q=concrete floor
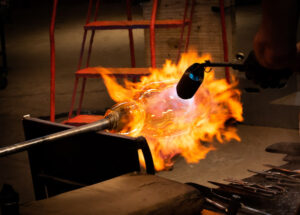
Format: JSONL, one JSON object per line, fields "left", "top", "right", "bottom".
{"left": 158, "top": 125, "right": 298, "bottom": 186}
{"left": 0, "top": 0, "right": 299, "bottom": 205}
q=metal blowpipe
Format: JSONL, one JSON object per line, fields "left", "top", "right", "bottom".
{"left": 0, "top": 102, "right": 137, "bottom": 158}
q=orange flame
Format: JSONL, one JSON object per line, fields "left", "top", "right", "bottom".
{"left": 100, "top": 51, "right": 243, "bottom": 171}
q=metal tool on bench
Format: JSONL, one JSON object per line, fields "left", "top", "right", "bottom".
{"left": 223, "top": 178, "right": 285, "bottom": 195}
{"left": 264, "top": 164, "right": 300, "bottom": 175}
{"left": 0, "top": 102, "right": 139, "bottom": 158}
{"left": 187, "top": 182, "right": 271, "bottom": 215}
{"left": 248, "top": 169, "right": 300, "bottom": 184}
{"left": 208, "top": 181, "right": 274, "bottom": 198}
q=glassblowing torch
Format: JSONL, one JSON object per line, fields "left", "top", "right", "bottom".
{"left": 176, "top": 50, "right": 294, "bottom": 98}
{"left": 176, "top": 60, "right": 244, "bottom": 99}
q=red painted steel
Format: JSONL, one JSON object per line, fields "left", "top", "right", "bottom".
{"left": 176, "top": 0, "right": 189, "bottom": 63}
{"left": 75, "top": 31, "right": 94, "bottom": 115}
{"left": 150, "top": 0, "right": 158, "bottom": 68}
{"left": 86, "top": 0, "right": 100, "bottom": 67}
{"left": 78, "top": 0, "right": 101, "bottom": 115}
{"left": 76, "top": 67, "right": 151, "bottom": 78}
{"left": 63, "top": 115, "right": 104, "bottom": 126}
{"left": 77, "top": 31, "right": 88, "bottom": 71}
{"left": 77, "top": 78, "right": 87, "bottom": 115}
{"left": 69, "top": 77, "right": 79, "bottom": 119}
{"left": 85, "top": 20, "right": 189, "bottom": 30}
{"left": 94, "top": 0, "right": 100, "bottom": 21}
{"left": 78, "top": 0, "right": 94, "bottom": 70}
{"left": 68, "top": 0, "right": 194, "bottom": 123}
{"left": 69, "top": 0, "right": 96, "bottom": 118}
{"left": 219, "top": 0, "right": 231, "bottom": 84}
{"left": 86, "top": 0, "right": 94, "bottom": 25}
{"left": 50, "top": 0, "right": 58, "bottom": 122}
{"left": 86, "top": 31, "right": 96, "bottom": 68}
{"left": 69, "top": 30, "right": 87, "bottom": 119}
{"left": 126, "top": 0, "right": 136, "bottom": 68}
{"left": 184, "top": 0, "right": 195, "bottom": 52}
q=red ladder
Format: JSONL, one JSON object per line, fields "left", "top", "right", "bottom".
{"left": 65, "top": 0, "right": 196, "bottom": 124}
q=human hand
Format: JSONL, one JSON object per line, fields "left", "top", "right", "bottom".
{"left": 243, "top": 51, "right": 293, "bottom": 88}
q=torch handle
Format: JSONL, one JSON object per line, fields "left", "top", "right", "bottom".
{"left": 203, "top": 61, "right": 245, "bottom": 71}
{"left": 0, "top": 117, "right": 112, "bottom": 158}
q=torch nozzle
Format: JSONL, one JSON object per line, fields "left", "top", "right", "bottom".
{"left": 176, "top": 61, "right": 244, "bottom": 99}
{"left": 176, "top": 63, "right": 205, "bottom": 99}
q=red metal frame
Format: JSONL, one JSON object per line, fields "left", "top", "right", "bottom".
{"left": 67, "top": 0, "right": 195, "bottom": 119}
{"left": 219, "top": 0, "right": 231, "bottom": 84}
{"left": 176, "top": 0, "right": 196, "bottom": 63}
{"left": 50, "top": 0, "right": 231, "bottom": 122}
{"left": 77, "top": 77, "right": 86, "bottom": 115}
{"left": 84, "top": 20, "right": 190, "bottom": 30}
{"left": 69, "top": 77, "right": 79, "bottom": 118}
{"left": 176, "top": 0, "right": 189, "bottom": 63}
{"left": 86, "top": 0, "right": 100, "bottom": 67}
{"left": 184, "top": 0, "right": 195, "bottom": 52}
{"left": 69, "top": 0, "right": 100, "bottom": 118}
{"left": 150, "top": 0, "right": 158, "bottom": 68}
{"left": 77, "top": 0, "right": 101, "bottom": 116}
{"left": 126, "top": 0, "right": 136, "bottom": 68}
{"left": 50, "top": 0, "right": 58, "bottom": 122}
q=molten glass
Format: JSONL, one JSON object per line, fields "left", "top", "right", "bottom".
{"left": 104, "top": 101, "right": 145, "bottom": 135}
{"left": 100, "top": 51, "right": 243, "bottom": 171}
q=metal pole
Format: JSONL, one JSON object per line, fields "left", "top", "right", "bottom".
{"left": 126, "top": 0, "right": 136, "bottom": 68}
{"left": 219, "top": 0, "right": 230, "bottom": 84}
{"left": 50, "top": 0, "right": 58, "bottom": 122}
{"left": 176, "top": 0, "right": 189, "bottom": 64}
{"left": 0, "top": 117, "right": 113, "bottom": 158}
{"left": 0, "top": 101, "right": 138, "bottom": 158}
{"left": 184, "top": 0, "right": 195, "bottom": 52}
{"left": 150, "top": 0, "right": 158, "bottom": 68}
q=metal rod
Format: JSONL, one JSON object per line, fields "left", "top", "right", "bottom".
{"left": 219, "top": 0, "right": 230, "bottom": 83}
{"left": 176, "top": 0, "right": 189, "bottom": 64}
{"left": 50, "top": 0, "right": 58, "bottom": 122}
{"left": 68, "top": 76, "right": 79, "bottom": 119}
{"left": 77, "top": 29, "right": 88, "bottom": 71}
{"left": 94, "top": 0, "right": 100, "bottom": 20}
{"left": 0, "top": 117, "right": 113, "bottom": 158}
{"left": 205, "top": 197, "right": 227, "bottom": 212}
{"left": 126, "top": 0, "right": 136, "bottom": 68}
{"left": 86, "top": 30, "right": 96, "bottom": 68}
{"left": 77, "top": 77, "right": 87, "bottom": 115}
{"left": 86, "top": 0, "right": 94, "bottom": 25}
{"left": 150, "top": 0, "right": 158, "bottom": 68}
{"left": 184, "top": 0, "right": 195, "bottom": 53}
{"left": 194, "top": 61, "right": 244, "bottom": 71}
{"left": 86, "top": 0, "right": 99, "bottom": 68}
{"left": 206, "top": 62, "right": 244, "bottom": 70}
